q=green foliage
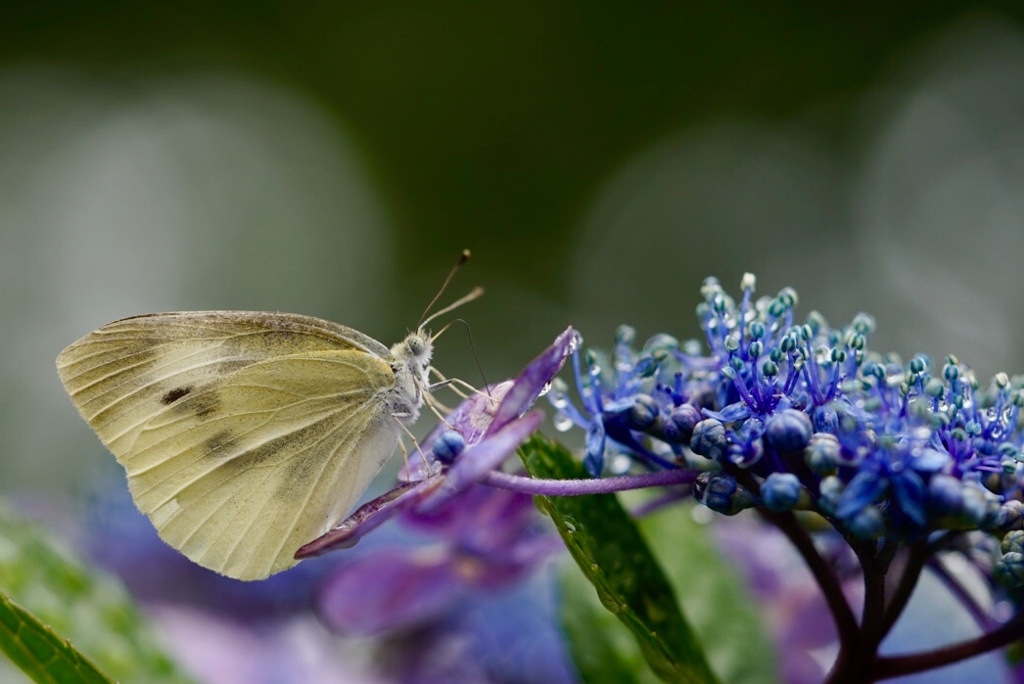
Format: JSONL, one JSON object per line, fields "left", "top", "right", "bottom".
{"left": 0, "top": 502, "right": 192, "bottom": 683}
{"left": 0, "top": 592, "right": 113, "bottom": 684}
{"left": 638, "top": 506, "right": 778, "bottom": 684}
{"left": 520, "top": 434, "right": 720, "bottom": 684}
{"left": 558, "top": 562, "right": 664, "bottom": 684}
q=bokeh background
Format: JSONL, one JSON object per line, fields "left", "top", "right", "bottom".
{"left": 4, "top": 4, "right": 1024, "bottom": 680}
{"left": 8, "top": 2, "right": 1024, "bottom": 496}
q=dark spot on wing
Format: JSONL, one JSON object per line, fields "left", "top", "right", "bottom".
{"left": 166, "top": 385, "right": 221, "bottom": 419}
{"left": 190, "top": 391, "right": 221, "bottom": 419}
{"left": 204, "top": 430, "right": 235, "bottom": 456}
{"left": 161, "top": 386, "right": 193, "bottom": 405}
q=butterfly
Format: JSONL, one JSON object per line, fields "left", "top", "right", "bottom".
{"left": 56, "top": 253, "right": 480, "bottom": 581}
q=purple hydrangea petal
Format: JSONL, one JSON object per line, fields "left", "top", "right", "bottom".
{"left": 910, "top": 447, "right": 952, "bottom": 473}
{"left": 296, "top": 477, "right": 444, "bottom": 559}
{"left": 419, "top": 411, "right": 544, "bottom": 508}
{"left": 153, "top": 606, "right": 377, "bottom": 684}
{"left": 583, "top": 415, "right": 606, "bottom": 476}
{"left": 401, "top": 481, "right": 533, "bottom": 540}
{"left": 400, "top": 384, "right": 513, "bottom": 482}
{"left": 704, "top": 402, "right": 752, "bottom": 423}
{"left": 318, "top": 548, "right": 463, "bottom": 634}
{"left": 835, "top": 470, "right": 887, "bottom": 520}
{"left": 485, "top": 327, "right": 578, "bottom": 436}
{"left": 891, "top": 468, "right": 927, "bottom": 527}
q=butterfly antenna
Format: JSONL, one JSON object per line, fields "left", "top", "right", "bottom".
{"left": 463, "top": 320, "right": 491, "bottom": 397}
{"left": 430, "top": 318, "right": 492, "bottom": 397}
{"left": 418, "top": 249, "right": 473, "bottom": 329}
{"left": 421, "top": 286, "right": 484, "bottom": 329}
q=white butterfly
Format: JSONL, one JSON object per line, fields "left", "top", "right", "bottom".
{"left": 57, "top": 261, "right": 480, "bottom": 581}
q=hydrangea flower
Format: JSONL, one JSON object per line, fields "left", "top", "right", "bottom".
{"left": 547, "top": 274, "right": 1024, "bottom": 682}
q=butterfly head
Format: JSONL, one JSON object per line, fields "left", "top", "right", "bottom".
{"left": 388, "top": 330, "right": 434, "bottom": 423}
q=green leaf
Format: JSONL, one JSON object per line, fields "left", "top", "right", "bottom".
{"left": 559, "top": 560, "right": 663, "bottom": 684}
{"left": 557, "top": 509, "right": 780, "bottom": 684}
{"left": 521, "top": 435, "right": 719, "bottom": 684}
{"left": 638, "top": 507, "right": 778, "bottom": 684}
{"left": 0, "top": 591, "right": 114, "bottom": 684}
{"left": 0, "top": 502, "right": 193, "bottom": 683}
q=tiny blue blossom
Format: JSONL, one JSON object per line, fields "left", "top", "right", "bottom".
{"left": 548, "top": 274, "right": 1024, "bottom": 540}
{"left": 549, "top": 273, "right": 1024, "bottom": 619}
{"left": 761, "top": 473, "right": 804, "bottom": 512}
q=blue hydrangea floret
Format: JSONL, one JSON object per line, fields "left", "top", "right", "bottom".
{"left": 550, "top": 274, "right": 1024, "bottom": 589}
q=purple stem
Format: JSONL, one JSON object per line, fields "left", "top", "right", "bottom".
{"left": 758, "top": 507, "right": 859, "bottom": 647}
{"left": 483, "top": 468, "right": 698, "bottom": 496}
{"left": 926, "top": 556, "right": 998, "bottom": 632}
{"left": 871, "top": 616, "right": 1024, "bottom": 680}
{"left": 879, "top": 542, "right": 927, "bottom": 637}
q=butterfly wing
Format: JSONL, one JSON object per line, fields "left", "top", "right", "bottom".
{"left": 57, "top": 312, "right": 400, "bottom": 580}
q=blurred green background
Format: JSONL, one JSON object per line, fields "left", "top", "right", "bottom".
{"left": 5, "top": 2, "right": 1024, "bottom": 496}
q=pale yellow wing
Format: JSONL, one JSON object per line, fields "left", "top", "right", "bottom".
{"left": 57, "top": 312, "right": 400, "bottom": 580}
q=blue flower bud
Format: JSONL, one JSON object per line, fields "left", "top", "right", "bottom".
{"left": 928, "top": 474, "right": 963, "bottom": 516}
{"left": 627, "top": 394, "right": 659, "bottom": 430}
{"left": 818, "top": 476, "right": 844, "bottom": 515}
{"left": 1004, "top": 442, "right": 1024, "bottom": 464}
{"left": 851, "top": 312, "right": 874, "bottom": 335}
{"left": 694, "top": 472, "right": 757, "bottom": 516}
{"left": 741, "top": 272, "right": 757, "bottom": 293}
{"left": 924, "top": 378, "right": 944, "bottom": 398}
{"left": 690, "top": 418, "right": 727, "bottom": 461}
{"left": 1001, "top": 530, "right": 1024, "bottom": 555}
{"left": 863, "top": 361, "right": 885, "bottom": 380}
{"left": 812, "top": 406, "right": 840, "bottom": 435}
{"left": 762, "top": 473, "right": 804, "bottom": 511}
{"left": 615, "top": 324, "right": 636, "bottom": 346}
{"left": 806, "top": 312, "right": 827, "bottom": 335}
{"left": 997, "top": 500, "right": 1024, "bottom": 532}
{"left": 847, "top": 506, "right": 884, "bottom": 539}
{"left": 960, "top": 485, "right": 991, "bottom": 528}
{"left": 432, "top": 430, "right": 466, "bottom": 464}
{"left": 805, "top": 433, "right": 840, "bottom": 475}
{"left": 662, "top": 404, "right": 701, "bottom": 444}
{"left": 943, "top": 359, "right": 959, "bottom": 382}
{"left": 777, "top": 287, "right": 798, "bottom": 308}
{"left": 980, "top": 497, "right": 1004, "bottom": 532}
{"left": 764, "top": 409, "right": 813, "bottom": 454}
{"left": 994, "top": 552, "right": 1024, "bottom": 588}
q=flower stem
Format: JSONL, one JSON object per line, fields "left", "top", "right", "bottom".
{"left": 870, "top": 616, "right": 1024, "bottom": 679}
{"left": 758, "top": 508, "right": 859, "bottom": 647}
{"left": 879, "top": 541, "right": 928, "bottom": 637}
{"left": 483, "top": 468, "right": 698, "bottom": 496}
{"left": 926, "top": 556, "right": 997, "bottom": 632}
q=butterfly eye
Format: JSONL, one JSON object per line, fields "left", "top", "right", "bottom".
{"left": 407, "top": 336, "right": 425, "bottom": 356}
